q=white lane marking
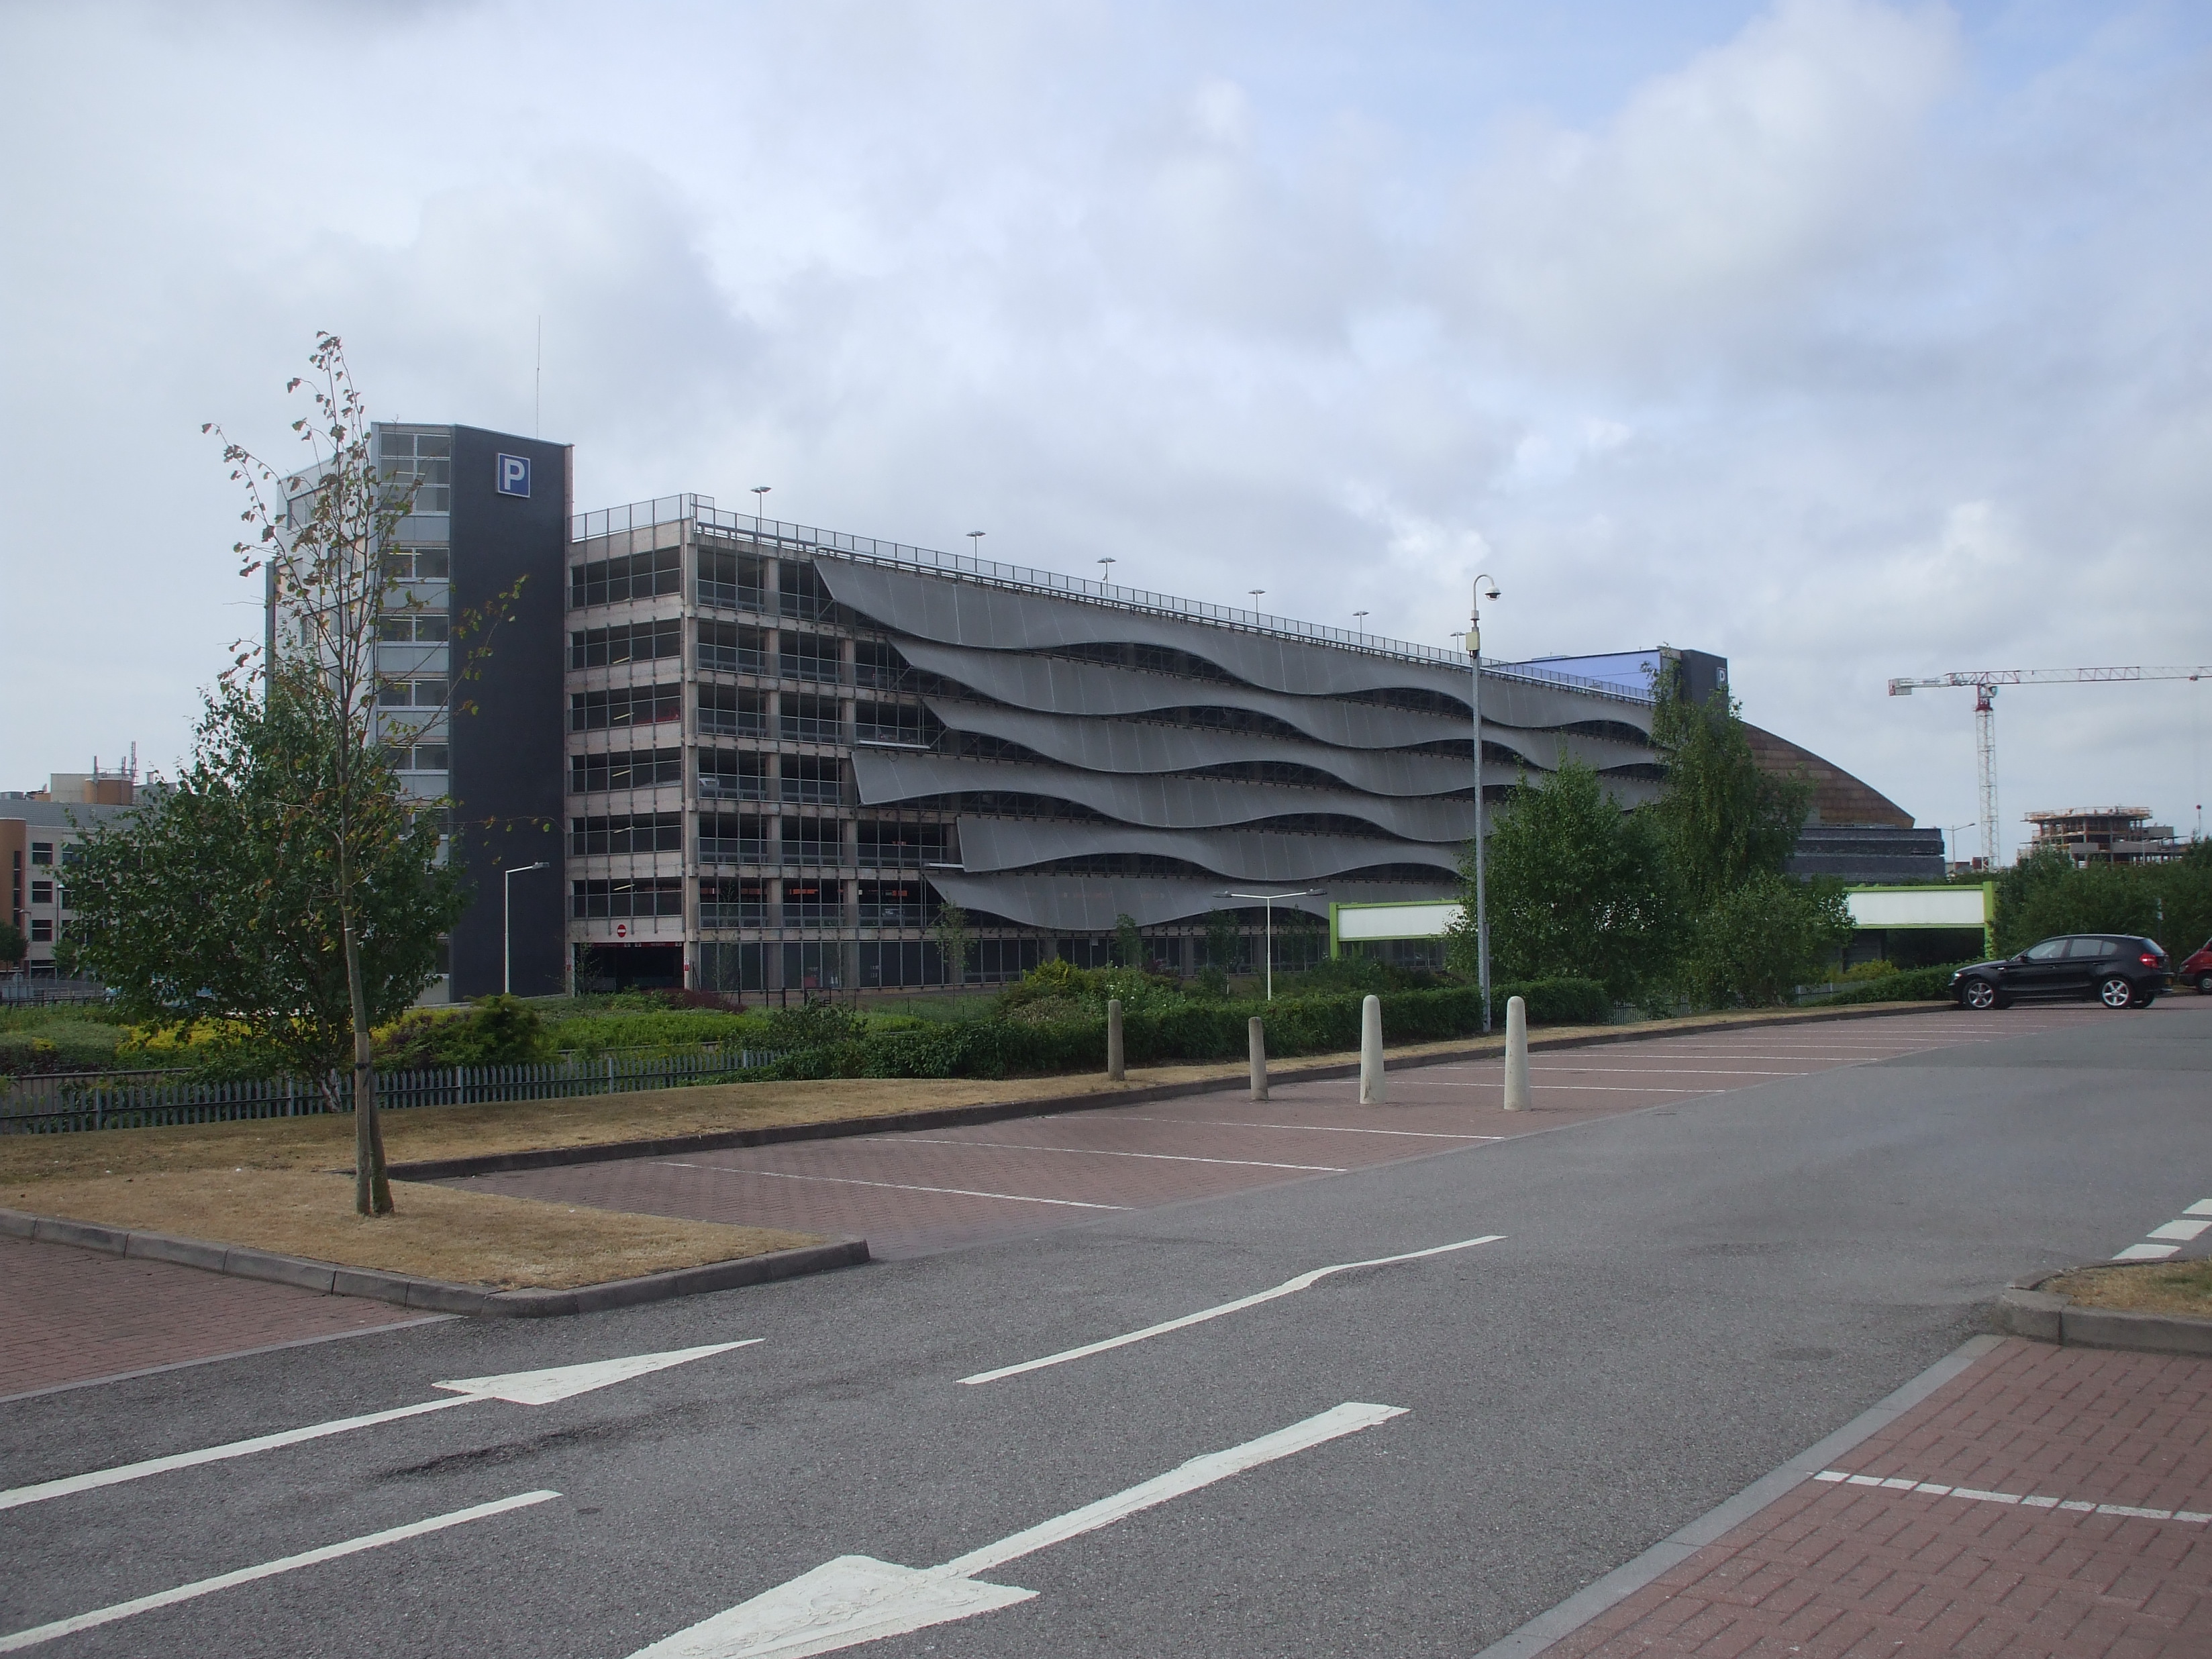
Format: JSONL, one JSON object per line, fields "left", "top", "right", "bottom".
{"left": 0, "top": 1490, "right": 560, "bottom": 1652}
{"left": 2187, "top": 1200, "right": 2212, "bottom": 1217}
{"left": 1814, "top": 1469, "right": 2209, "bottom": 1525}
{"left": 960, "top": 1235, "right": 1505, "bottom": 1386}
{"left": 625, "top": 1403, "right": 1404, "bottom": 1659}
{"left": 881, "top": 1137, "right": 1346, "bottom": 1174}
{"left": 662, "top": 1162, "right": 1127, "bottom": 1210}
{"left": 1386, "top": 1080, "right": 1710, "bottom": 1094}
{"left": 2115, "top": 1243, "right": 2181, "bottom": 1260}
{"left": 2148, "top": 1219, "right": 2212, "bottom": 1242}
{"left": 1121, "top": 1116, "right": 1500, "bottom": 1140}
{"left": 0, "top": 1342, "right": 758, "bottom": 1513}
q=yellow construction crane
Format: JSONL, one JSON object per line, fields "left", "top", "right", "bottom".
{"left": 1888, "top": 666, "right": 2211, "bottom": 868}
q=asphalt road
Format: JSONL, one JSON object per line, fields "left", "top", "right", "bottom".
{"left": 5, "top": 998, "right": 2208, "bottom": 1657}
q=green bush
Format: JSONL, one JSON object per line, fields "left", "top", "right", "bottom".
{"left": 380, "top": 996, "right": 556, "bottom": 1067}
{"left": 1680, "top": 875, "right": 1855, "bottom": 1008}
{"left": 763, "top": 978, "right": 1609, "bottom": 1082}
{"left": 0, "top": 1023, "right": 127, "bottom": 1076}
{"left": 1807, "top": 964, "right": 1970, "bottom": 1005}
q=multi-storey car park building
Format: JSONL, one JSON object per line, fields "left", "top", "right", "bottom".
{"left": 353, "top": 422, "right": 1937, "bottom": 1001}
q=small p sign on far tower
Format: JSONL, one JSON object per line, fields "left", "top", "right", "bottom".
{"left": 495, "top": 453, "right": 532, "bottom": 497}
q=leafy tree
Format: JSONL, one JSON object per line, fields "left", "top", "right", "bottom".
{"left": 931, "top": 902, "right": 977, "bottom": 985}
{"left": 1649, "top": 672, "right": 1811, "bottom": 912}
{"left": 1679, "top": 874, "right": 1854, "bottom": 1007}
{"left": 0, "top": 919, "right": 23, "bottom": 970}
{"left": 1112, "top": 911, "right": 1144, "bottom": 970}
{"left": 1988, "top": 838, "right": 2212, "bottom": 956}
{"left": 66, "top": 678, "right": 466, "bottom": 1099}
{"left": 1203, "top": 909, "right": 1242, "bottom": 970}
{"left": 1448, "top": 759, "right": 1675, "bottom": 1002}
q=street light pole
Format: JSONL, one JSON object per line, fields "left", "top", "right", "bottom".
{"left": 1219, "top": 888, "right": 1327, "bottom": 1001}
{"left": 1469, "top": 576, "right": 1500, "bottom": 1034}
{"left": 503, "top": 862, "right": 550, "bottom": 997}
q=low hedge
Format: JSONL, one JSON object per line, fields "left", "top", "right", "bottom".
{"left": 1804, "top": 963, "right": 1969, "bottom": 1007}
{"left": 766, "top": 978, "right": 1609, "bottom": 1082}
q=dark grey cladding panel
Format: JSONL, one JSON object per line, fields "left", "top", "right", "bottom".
{"left": 925, "top": 871, "right": 1453, "bottom": 931}
{"left": 956, "top": 816, "right": 1460, "bottom": 881}
{"left": 892, "top": 637, "right": 1468, "bottom": 746}
{"left": 925, "top": 697, "right": 1478, "bottom": 797}
{"left": 852, "top": 749, "right": 1483, "bottom": 840}
{"left": 821, "top": 556, "right": 1519, "bottom": 707}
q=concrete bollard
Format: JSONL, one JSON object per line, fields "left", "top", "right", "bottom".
{"left": 1503, "top": 994, "right": 1530, "bottom": 1111}
{"left": 1107, "top": 997, "right": 1125, "bottom": 1082}
{"left": 1358, "top": 993, "right": 1385, "bottom": 1105}
{"left": 1248, "top": 1017, "right": 1268, "bottom": 1101}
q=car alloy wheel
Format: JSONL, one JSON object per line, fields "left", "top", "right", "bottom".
{"left": 2099, "top": 976, "right": 2134, "bottom": 1009}
{"left": 1962, "top": 979, "right": 1999, "bottom": 1011}
{"left": 2198, "top": 972, "right": 2212, "bottom": 995}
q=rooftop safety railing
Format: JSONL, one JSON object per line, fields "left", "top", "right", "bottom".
{"left": 571, "top": 495, "right": 1653, "bottom": 706}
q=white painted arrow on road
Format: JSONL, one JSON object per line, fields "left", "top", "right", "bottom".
{"left": 627, "top": 1400, "right": 1408, "bottom": 1659}
{"left": 0, "top": 1340, "right": 759, "bottom": 1512}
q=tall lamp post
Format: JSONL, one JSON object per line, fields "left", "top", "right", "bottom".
{"left": 1217, "top": 888, "right": 1327, "bottom": 1001}
{"left": 1468, "top": 576, "right": 1501, "bottom": 1034}
{"left": 503, "top": 862, "right": 550, "bottom": 997}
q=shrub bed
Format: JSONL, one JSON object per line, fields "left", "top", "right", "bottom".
{"left": 766, "top": 978, "right": 1609, "bottom": 1082}
{"left": 1803, "top": 963, "right": 1968, "bottom": 1006}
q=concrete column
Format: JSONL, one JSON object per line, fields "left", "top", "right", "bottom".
{"left": 1358, "top": 994, "right": 1385, "bottom": 1105}
{"left": 1248, "top": 1017, "right": 1268, "bottom": 1102}
{"left": 1106, "top": 997, "right": 1125, "bottom": 1082}
{"left": 1503, "top": 995, "right": 1530, "bottom": 1111}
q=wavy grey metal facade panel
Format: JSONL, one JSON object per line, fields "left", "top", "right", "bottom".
{"left": 852, "top": 749, "right": 1486, "bottom": 840}
{"left": 924, "top": 697, "right": 1480, "bottom": 796}
{"left": 820, "top": 559, "right": 1648, "bottom": 734}
{"left": 927, "top": 870, "right": 1448, "bottom": 930}
{"left": 954, "top": 815, "right": 1461, "bottom": 882}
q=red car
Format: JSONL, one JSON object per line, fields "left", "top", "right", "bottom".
{"left": 2184, "top": 939, "right": 2212, "bottom": 995}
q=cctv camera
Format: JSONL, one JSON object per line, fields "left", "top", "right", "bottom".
{"left": 1485, "top": 588, "right": 1501, "bottom": 601}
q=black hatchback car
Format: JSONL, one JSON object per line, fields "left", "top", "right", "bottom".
{"left": 1951, "top": 935, "right": 2170, "bottom": 1010}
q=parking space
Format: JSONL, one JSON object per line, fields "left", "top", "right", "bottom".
{"left": 456, "top": 1006, "right": 2119, "bottom": 1257}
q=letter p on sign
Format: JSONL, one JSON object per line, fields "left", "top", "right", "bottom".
{"left": 496, "top": 453, "right": 532, "bottom": 497}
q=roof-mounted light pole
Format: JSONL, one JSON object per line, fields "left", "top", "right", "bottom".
{"left": 1468, "top": 576, "right": 1501, "bottom": 1033}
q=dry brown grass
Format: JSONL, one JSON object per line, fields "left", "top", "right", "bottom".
{"left": 2047, "top": 1260, "right": 2212, "bottom": 1319}
{"left": 0, "top": 1168, "right": 813, "bottom": 1289}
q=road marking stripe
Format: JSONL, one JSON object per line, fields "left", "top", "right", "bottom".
{"left": 940, "top": 1402, "right": 1407, "bottom": 1578}
{"left": 0, "top": 1397, "right": 475, "bottom": 1512}
{"left": 0, "top": 1342, "right": 759, "bottom": 1512}
{"left": 625, "top": 1403, "right": 1406, "bottom": 1658}
{"left": 1121, "top": 1116, "right": 1500, "bottom": 1140}
{"left": 879, "top": 1137, "right": 1346, "bottom": 1173}
{"left": 2148, "top": 1218, "right": 2211, "bottom": 1241}
{"left": 2188, "top": 1199, "right": 2212, "bottom": 1217}
{"left": 661, "top": 1162, "right": 1128, "bottom": 1210}
{"left": 0, "top": 1491, "right": 560, "bottom": 1652}
{"left": 960, "top": 1235, "right": 1504, "bottom": 1385}
{"left": 1385, "top": 1081, "right": 1711, "bottom": 1094}
{"left": 2115, "top": 1242, "right": 2180, "bottom": 1260}
{"left": 1814, "top": 1469, "right": 2209, "bottom": 1524}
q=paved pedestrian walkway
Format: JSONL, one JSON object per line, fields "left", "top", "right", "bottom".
{"left": 1544, "top": 1337, "right": 2212, "bottom": 1658}
{"left": 0, "top": 1235, "right": 433, "bottom": 1400}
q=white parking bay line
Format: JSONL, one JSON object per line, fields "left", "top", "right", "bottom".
{"left": 1813, "top": 1468, "right": 2211, "bottom": 1525}
{"left": 0, "top": 1491, "right": 560, "bottom": 1652}
{"left": 625, "top": 1403, "right": 1405, "bottom": 1659}
{"left": 2114, "top": 1243, "right": 2180, "bottom": 1260}
{"left": 883, "top": 1137, "right": 1345, "bottom": 1174}
{"left": 2148, "top": 1219, "right": 2212, "bottom": 1242}
{"left": 2188, "top": 1200, "right": 2212, "bottom": 1217}
{"left": 961, "top": 1235, "right": 1505, "bottom": 1385}
{"left": 1389, "top": 1080, "right": 1710, "bottom": 1094}
{"left": 660, "top": 1162, "right": 1128, "bottom": 1211}
{"left": 1123, "top": 1116, "right": 1499, "bottom": 1141}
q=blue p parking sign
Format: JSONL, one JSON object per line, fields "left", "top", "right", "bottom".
{"left": 496, "top": 453, "right": 532, "bottom": 497}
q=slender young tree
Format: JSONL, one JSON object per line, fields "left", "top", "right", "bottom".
{"left": 199, "top": 335, "right": 509, "bottom": 1215}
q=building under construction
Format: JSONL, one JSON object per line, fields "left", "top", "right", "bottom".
{"left": 2024, "top": 807, "right": 2181, "bottom": 866}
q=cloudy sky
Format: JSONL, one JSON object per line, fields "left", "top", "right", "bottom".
{"left": 3, "top": 0, "right": 2207, "bottom": 863}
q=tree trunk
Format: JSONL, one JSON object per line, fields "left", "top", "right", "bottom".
{"left": 344, "top": 915, "right": 391, "bottom": 1215}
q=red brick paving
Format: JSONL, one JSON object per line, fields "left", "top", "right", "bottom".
{"left": 0, "top": 1235, "right": 432, "bottom": 1399}
{"left": 1546, "top": 1339, "right": 2212, "bottom": 1658}
{"left": 456, "top": 1008, "right": 2111, "bottom": 1256}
